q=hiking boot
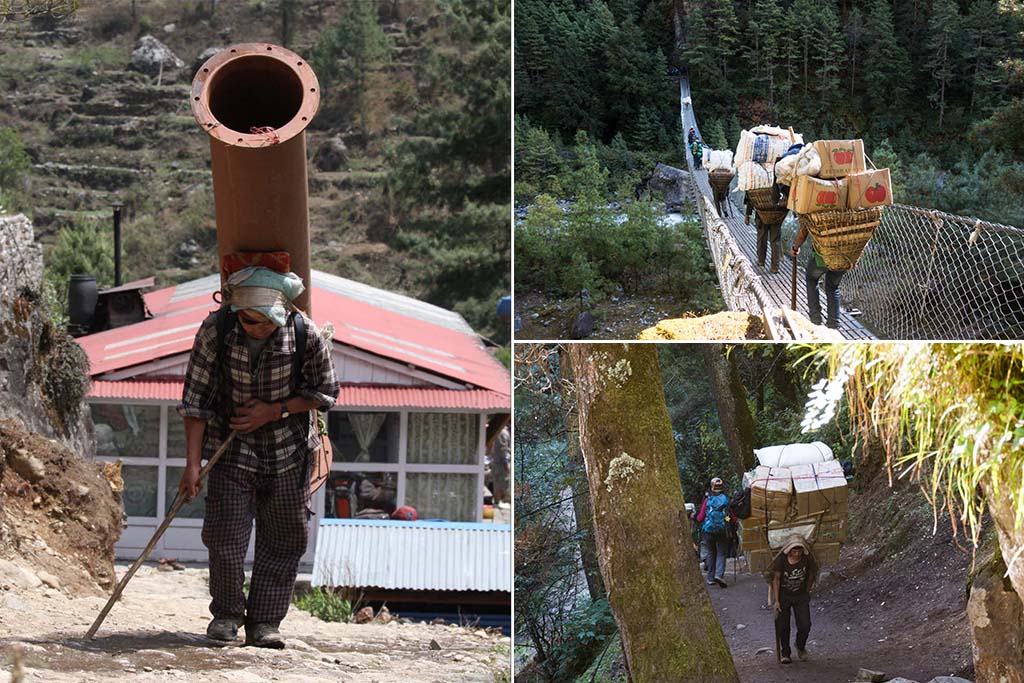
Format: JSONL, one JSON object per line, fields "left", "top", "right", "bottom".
{"left": 714, "top": 577, "right": 727, "bottom": 588}
{"left": 780, "top": 655, "right": 792, "bottom": 664}
{"left": 206, "top": 617, "right": 243, "bottom": 641}
{"left": 797, "top": 648, "right": 808, "bottom": 661}
{"left": 706, "top": 579, "right": 716, "bottom": 585}
{"left": 245, "top": 622, "right": 285, "bottom": 649}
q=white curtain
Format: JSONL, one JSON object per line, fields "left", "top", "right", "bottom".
{"left": 405, "top": 473, "right": 476, "bottom": 521}
{"left": 349, "top": 413, "right": 386, "bottom": 462}
{"left": 407, "top": 413, "right": 478, "bottom": 464}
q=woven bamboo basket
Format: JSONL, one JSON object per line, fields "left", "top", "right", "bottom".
{"left": 800, "top": 206, "right": 884, "bottom": 271}
{"left": 745, "top": 187, "right": 778, "bottom": 210}
{"left": 708, "top": 170, "right": 734, "bottom": 193}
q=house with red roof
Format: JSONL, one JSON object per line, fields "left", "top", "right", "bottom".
{"left": 75, "top": 270, "right": 510, "bottom": 565}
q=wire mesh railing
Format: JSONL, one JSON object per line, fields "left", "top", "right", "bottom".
{"left": 841, "top": 205, "right": 1024, "bottom": 339}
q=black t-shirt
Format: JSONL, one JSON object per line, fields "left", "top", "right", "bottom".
{"left": 774, "top": 553, "right": 816, "bottom": 597}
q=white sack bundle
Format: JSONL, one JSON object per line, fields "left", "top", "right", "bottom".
{"left": 754, "top": 441, "right": 835, "bottom": 468}
{"left": 737, "top": 160, "right": 775, "bottom": 191}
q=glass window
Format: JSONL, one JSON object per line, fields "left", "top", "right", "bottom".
{"left": 406, "top": 413, "right": 478, "bottom": 465}
{"left": 164, "top": 466, "right": 206, "bottom": 519}
{"left": 324, "top": 471, "right": 397, "bottom": 519}
{"left": 122, "top": 465, "right": 159, "bottom": 517}
{"left": 405, "top": 473, "right": 477, "bottom": 521}
{"left": 328, "top": 412, "right": 399, "bottom": 464}
{"left": 167, "top": 413, "right": 186, "bottom": 460}
{"left": 91, "top": 404, "right": 160, "bottom": 458}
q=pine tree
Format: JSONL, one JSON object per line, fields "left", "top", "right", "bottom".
{"left": 311, "top": 0, "right": 391, "bottom": 137}
{"left": 965, "top": 0, "right": 1008, "bottom": 114}
{"left": 748, "top": 0, "right": 783, "bottom": 106}
{"left": 861, "top": 0, "right": 911, "bottom": 135}
{"left": 926, "top": 0, "right": 962, "bottom": 130}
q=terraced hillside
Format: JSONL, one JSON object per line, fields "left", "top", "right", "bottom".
{"left": 0, "top": 1, "right": 509, "bottom": 339}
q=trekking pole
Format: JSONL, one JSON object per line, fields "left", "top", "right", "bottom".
{"left": 86, "top": 430, "right": 238, "bottom": 639}
{"left": 790, "top": 252, "right": 798, "bottom": 310}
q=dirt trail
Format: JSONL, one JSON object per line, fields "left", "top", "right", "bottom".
{"left": 707, "top": 556, "right": 972, "bottom": 683}
{"left": 0, "top": 565, "right": 510, "bottom": 683}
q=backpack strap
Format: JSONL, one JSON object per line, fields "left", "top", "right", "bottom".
{"left": 210, "top": 306, "right": 237, "bottom": 417}
{"left": 291, "top": 311, "right": 306, "bottom": 393}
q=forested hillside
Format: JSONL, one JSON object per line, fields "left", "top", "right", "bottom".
{"left": 0, "top": 0, "right": 509, "bottom": 342}
{"left": 515, "top": 0, "right": 1024, "bottom": 228}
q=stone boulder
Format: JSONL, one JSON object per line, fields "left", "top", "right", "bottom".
{"left": 647, "top": 163, "right": 691, "bottom": 211}
{"left": 313, "top": 135, "right": 349, "bottom": 172}
{"left": 968, "top": 556, "right": 1024, "bottom": 683}
{"left": 129, "top": 35, "right": 185, "bottom": 76}
{"left": 193, "top": 46, "right": 223, "bottom": 76}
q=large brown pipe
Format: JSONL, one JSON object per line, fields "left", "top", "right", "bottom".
{"left": 191, "top": 43, "right": 320, "bottom": 312}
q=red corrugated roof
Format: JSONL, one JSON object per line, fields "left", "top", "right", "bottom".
{"left": 89, "top": 380, "right": 510, "bottom": 410}
{"left": 76, "top": 271, "right": 509, "bottom": 397}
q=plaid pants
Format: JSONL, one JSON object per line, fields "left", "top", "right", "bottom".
{"left": 201, "top": 462, "right": 309, "bottom": 626}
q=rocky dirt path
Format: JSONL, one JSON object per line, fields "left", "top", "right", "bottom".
{"left": 707, "top": 560, "right": 971, "bottom": 683}
{"left": 0, "top": 565, "right": 510, "bottom": 683}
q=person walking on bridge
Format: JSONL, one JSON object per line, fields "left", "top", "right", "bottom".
{"left": 688, "top": 127, "right": 697, "bottom": 146}
{"left": 745, "top": 198, "right": 784, "bottom": 273}
{"left": 177, "top": 266, "right": 340, "bottom": 648}
{"left": 773, "top": 538, "right": 818, "bottom": 664}
{"left": 690, "top": 139, "right": 703, "bottom": 169}
{"left": 792, "top": 226, "right": 845, "bottom": 328}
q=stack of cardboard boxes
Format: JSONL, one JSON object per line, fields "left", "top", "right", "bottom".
{"left": 740, "top": 459, "right": 849, "bottom": 571}
{"left": 787, "top": 139, "right": 893, "bottom": 214}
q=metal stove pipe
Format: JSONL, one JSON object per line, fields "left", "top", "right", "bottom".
{"left": 191, "top": 43, "right": 320, "bottom": 312}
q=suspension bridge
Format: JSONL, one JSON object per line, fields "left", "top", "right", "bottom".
{"left": 679, "top": 76, "right": 1024, "bottom": 341}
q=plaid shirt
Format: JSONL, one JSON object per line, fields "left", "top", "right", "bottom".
{"left": 177, "top": 310, "right": 340, "bottom": 474}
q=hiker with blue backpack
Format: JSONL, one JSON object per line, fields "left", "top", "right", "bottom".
{"left": 696, "top": 477, "right": 733, "bottom": 587}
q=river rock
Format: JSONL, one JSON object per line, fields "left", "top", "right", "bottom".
{"left": 129, "top": 35, "right": 185, "bottom": 76}
{"left": 37, "top": 571, "right": 60, "bottom": 589}
{"left": 856, "top": 670, "right": 886, "bottom": 683}
{"left": 647, "top": 163, "right": 691, "bottom": 211}
{"left": 887, "top": 679, "right": 921, "bottom": 683}
{"left": 0, "top": 559, "right": 42, "bottom": 589}
{"left": 927, "top": 678, "right": 974, "bottom": 683}
{"left": 193, "top": 46, "right": 223, "bottom": 74}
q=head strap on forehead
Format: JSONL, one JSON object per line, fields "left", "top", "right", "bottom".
{"left": 222, "top": 284, "right": 300, "bottom": 314}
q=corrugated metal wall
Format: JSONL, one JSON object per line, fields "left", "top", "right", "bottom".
{"left": 312, "top": 520, "right": 511, "bottom": 592}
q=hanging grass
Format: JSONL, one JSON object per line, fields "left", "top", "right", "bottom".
{"left": 796, "top": 343, "right": 1024, "bottom": 547}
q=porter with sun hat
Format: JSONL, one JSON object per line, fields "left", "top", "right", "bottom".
{"left": 177, "top": 265, "right": 339, "bottom": 648}
{"left": 772, "top": 537, "right": 819, "bottom": 664}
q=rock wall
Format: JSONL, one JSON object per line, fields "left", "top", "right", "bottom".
{"left": 0, "top": 213, "right": 91, "bottom": 455}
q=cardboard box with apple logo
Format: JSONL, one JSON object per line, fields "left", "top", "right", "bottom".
{"left": 813, "top": 139, "right": 867, "bottom": 178}
{"left": 846, "top": 168, "right": 893, "bottom": 209}
{"left": 787, "top": 175, "right": 849, "bottom": 214}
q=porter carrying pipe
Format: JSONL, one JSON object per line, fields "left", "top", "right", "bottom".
{"left": 191, "top": 43, "right": 320, "bottom": 312}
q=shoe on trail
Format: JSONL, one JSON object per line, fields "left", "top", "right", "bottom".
{"left": 780, "top": 656, "right": 791, "bottom": 664}
{"left": 797, "top": 648, "right": 808, "bottom": 661}
{"left": 245, "top": 622, "right": 285, "bottom": 649}
{"left": 706, "top": 579, "right": 716, "bottom": 585}
{"left": 206, "top": 617, "right": 243, "bottom": 641}
{"left": 714, "top": 578, "right": 727, "bottom": 588}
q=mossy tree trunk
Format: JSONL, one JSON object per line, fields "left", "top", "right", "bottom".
{"left": 568, "top": 344, "right": 739, "bottom": 683}
{"left": 701, "top": 344, "right": 757, "bottom": 477}
{"left": 560, "top": 353, "right": 606, "bottom": 603}
{"left": 982, "top": 477, "right": 1024, "bottom": 615}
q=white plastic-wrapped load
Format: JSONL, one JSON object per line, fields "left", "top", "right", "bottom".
{"left": 753, "top": 441, "right": 834, "bottom": 468}
{"left": 736, "top": 161, "right": 774, "bottom": 191}
{"left": 706, "top": 149, "right": 734, "bottom": 171}
{"left": 735, "top": 127, "right": 804, "bottom": 166}
{"left": 773, "top": 145, "right": 822, "bottom": 186}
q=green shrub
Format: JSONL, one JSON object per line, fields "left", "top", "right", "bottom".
{"left": 294, "top": 588, "right": 353, "bottom": 623}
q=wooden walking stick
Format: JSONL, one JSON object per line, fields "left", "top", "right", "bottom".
{"left": 791, "top": 252, "right": 798, "bottom": 310}
{"left": 86, "top": 430, "right": 238, "bottom": 639}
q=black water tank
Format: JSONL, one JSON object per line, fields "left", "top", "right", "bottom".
{"left": 68, "top": 274, "right": 97, "bottom": 335}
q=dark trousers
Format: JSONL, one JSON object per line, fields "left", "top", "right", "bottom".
{"left": 806, "top": 259, "right": 845, "bottom": 327}
{"left": 202, "top": 463, "right": 310, "bottom": 626}
{"left": 775, "top": 593, "right": 811, "bottom": 658}
{"left": 756, "top": 220, "right": 782, "bottom": 270}
{"left": 705, "top": 534, "right": 728, "bottom": 582}
{"left": 693, "top": 154, "right": 702, "bottom": 169}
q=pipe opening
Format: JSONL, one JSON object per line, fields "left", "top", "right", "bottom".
{"left": 206, "top": 55, "right": 304, "bottom": 134}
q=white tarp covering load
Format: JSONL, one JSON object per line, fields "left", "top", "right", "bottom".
{"left": 736, "top": 161, "right": 774, "bottom": 191}
{"left": 754, "top": 441, "right": 834, "bottom": 468}
{"left": 706, "top": 149, "right": 734, "bottom": 171}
